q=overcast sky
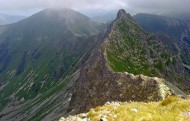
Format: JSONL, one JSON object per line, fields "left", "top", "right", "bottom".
{"left": 0, "top": 0, "right": 189, "bottom": 16}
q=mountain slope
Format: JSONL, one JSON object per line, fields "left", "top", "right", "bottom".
{"left": 0, "top": 8, "right": 103, "bottom": 121}
{"left": 133, "top": 13, "right": 190, "bottom": 87}
{"left": 70, "top": 9, "right": 188, "bottom": 114}
{"left": 0, "top": 9, "right": 189, "bottom": 121}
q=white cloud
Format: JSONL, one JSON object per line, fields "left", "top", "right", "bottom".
{"left": 0, "top": 0, "right": 128, "bottom": 10}
{"left": 0, "top": 0, "right": 189, "bottom": 15}
{"left": 127, "top": 0, "right": 190, "bottom": 13}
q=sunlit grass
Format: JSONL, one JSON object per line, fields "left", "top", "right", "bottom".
{"left": 86, "top": 96, "right": 190, "bottom": 121}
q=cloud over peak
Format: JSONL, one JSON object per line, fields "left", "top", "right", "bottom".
{"left": 0, "top": 0, "right": 189, "bottom": 15}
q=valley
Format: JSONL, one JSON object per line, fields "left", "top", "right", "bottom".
{"left": 0, "top": 8, "right": 189, "bottom": 121}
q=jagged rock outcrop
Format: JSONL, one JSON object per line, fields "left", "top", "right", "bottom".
{"left": 69, "top": 9, "right": 185, "bottom": 113}
{"left": 71, "top": 46, "right": 173, "bottom": 112}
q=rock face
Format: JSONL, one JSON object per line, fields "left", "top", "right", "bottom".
{"left": 69, "top": 9, "right": 187, "bottom": 113}
{"left": 71, "top": 49, "right": 173, "bottom": 112}
{"left": 117, "top": 9, "right": 128, "bottom": 19}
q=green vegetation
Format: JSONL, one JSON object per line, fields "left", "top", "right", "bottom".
{"left": 160, "top": 96, "right": 180, "bottom": 106}
{"left": 105, "top": 16, "right": 184, "bottom": 86}
{"left": 61, "top": 96, "right": 190, "bottom": 121}
{"left": 106, "top": 19, "right": 161, "bottom": 77}
{"left": 181, "top": 50, "right": 190, "bottom": 65}
{"left": 154, "top": 59, "right": 164, "bottom": 70}
{"left": 85, "top": 96, "right": 190, "bottom": 121}
{"left": 0, "top": 8, "right": 101, "bottom": 120}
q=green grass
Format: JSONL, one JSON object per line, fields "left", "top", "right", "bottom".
{"left": 154, "top": 59, "right": 164, "bottom": 70}
{"left": 106, "top": 21, "right": 160, "bottom": 77}
{"left": 84, "top": 96, "right": 190, "bottom": 121}
{"left": 105, "top": 18, "right": 181, "bottom": 80}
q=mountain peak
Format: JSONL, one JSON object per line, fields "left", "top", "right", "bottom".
{"left": 116, "top": 9, "right": 132, "bottom": 20}
{"left": 117, "top": 9, "right": 127, "bottom": 18}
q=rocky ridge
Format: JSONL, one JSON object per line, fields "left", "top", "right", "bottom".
{"left": 69, "top": 9, "right": 187, "bottom": 114}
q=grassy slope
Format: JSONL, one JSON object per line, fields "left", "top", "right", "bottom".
{"left": 62, "top": 96, "right": 190, "bottom": 121}
{"left": 106, "top": 18, "right": 175, "bottom": 77}
{"left": 105, "top": 13, "right": 189, "bottom": 93}
{"left": 87, "top": 96, "right": 190, "bottom": 121}
{"left": 134, "top": 13, "right": 190, "bottom": 73}
{"left": 0, "top": 9, "right": 102, "bottom": 120}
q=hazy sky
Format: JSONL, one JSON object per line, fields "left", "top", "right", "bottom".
{"left": 0, "top": 0, "right": 189, "bottom": 16}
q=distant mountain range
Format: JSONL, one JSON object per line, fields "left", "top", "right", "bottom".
{"left": 0, "top": 8, "right": 189, "bottom": 121}
{"left": 133, "top": 13, "right": 190, "bottom": 40}
{"left": 134, "top": 13, "right": 190, "bottom": 68}
{"left": 168, "top": 12, "right": 190, "bottom": 21}
{"left": 0, "top": 14, "right": 26, "bottom": 25}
